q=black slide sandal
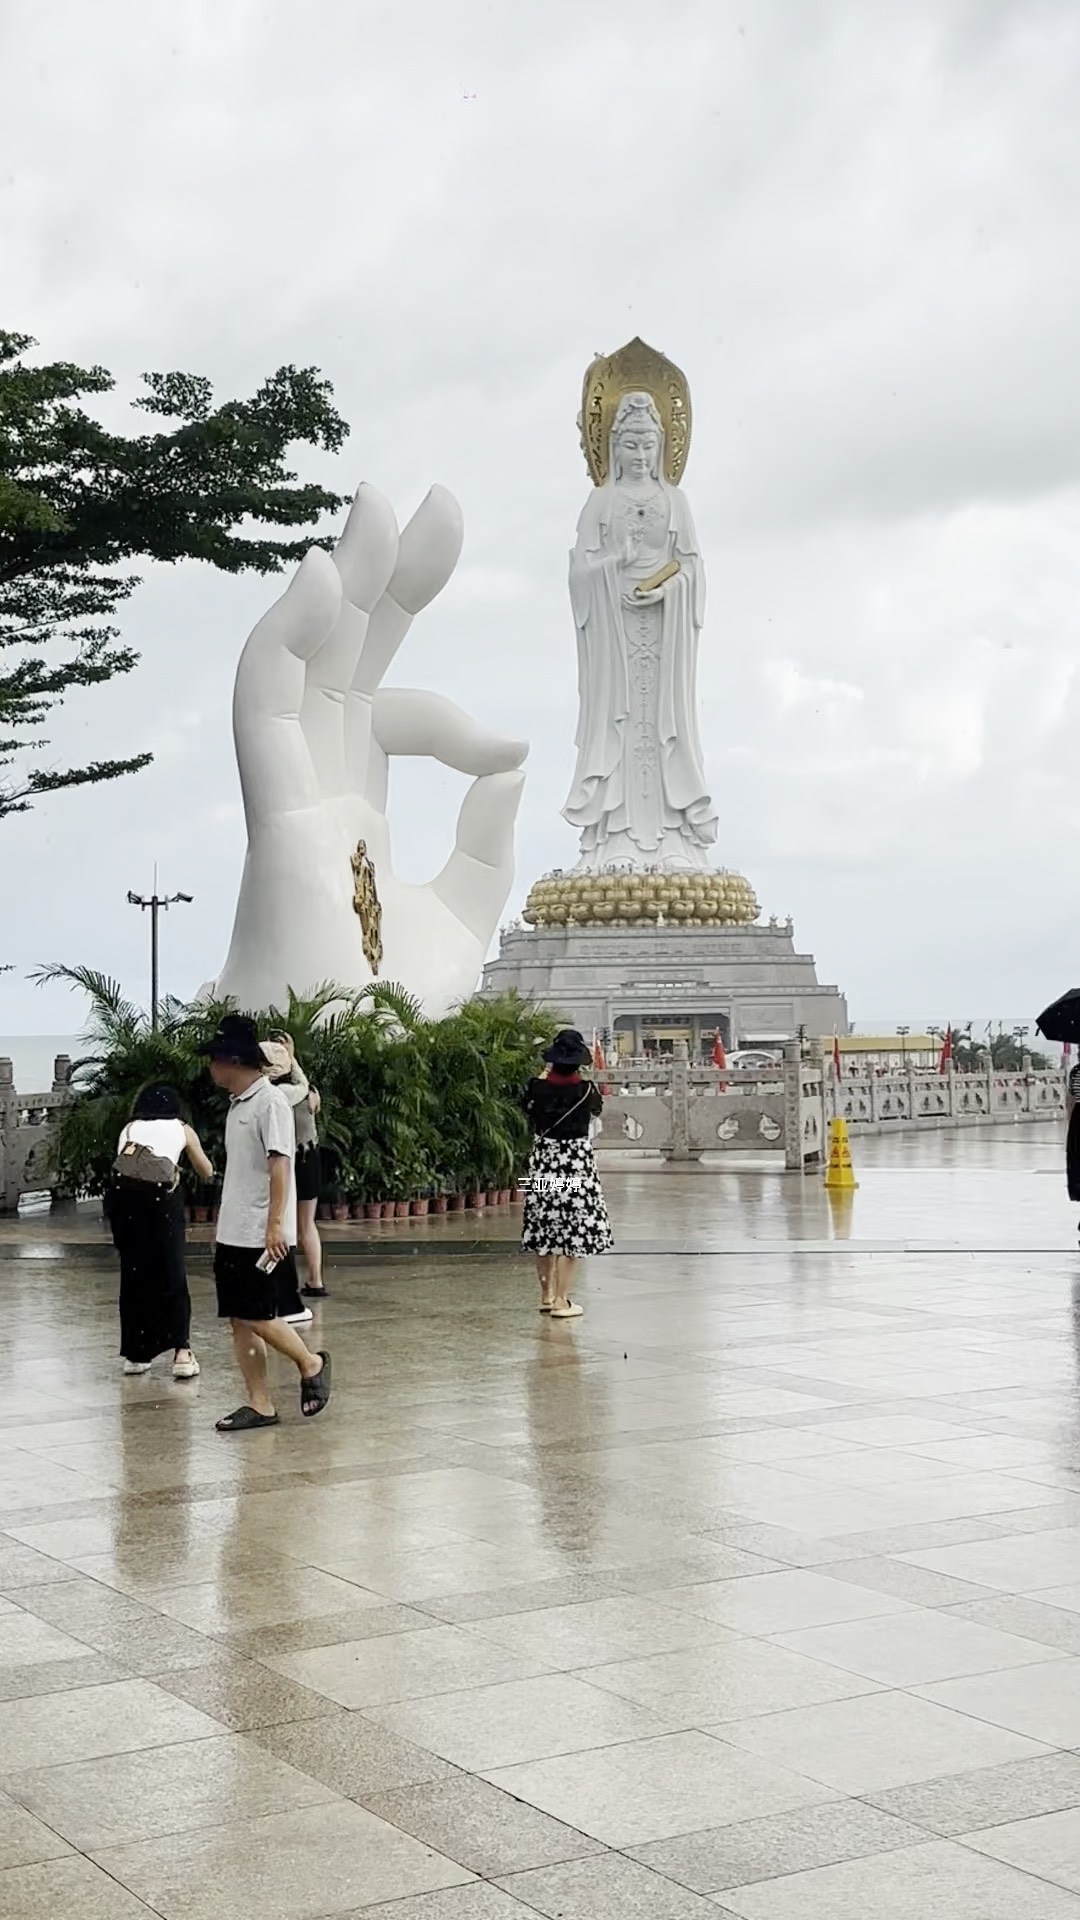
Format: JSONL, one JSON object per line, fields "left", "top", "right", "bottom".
{"left": 301, "top": 1351, "right": 332, "bottom": 1418}
{"left": 216, "top": 1406, "right": 280, "bottom": 1433}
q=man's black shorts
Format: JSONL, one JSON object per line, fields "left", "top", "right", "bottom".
{"left": 214, "top": 1243, "right": 299, "bottom": 1321}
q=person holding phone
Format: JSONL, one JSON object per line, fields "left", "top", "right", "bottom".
{"left": 201, "top": 1014, "right": 331, "bottom": 1431}
{"left": 261, "top": 1033, "right": 327, "bottom": 1303}
{"left": 521, "top": 1028, "right": 614, "bottom": 1319}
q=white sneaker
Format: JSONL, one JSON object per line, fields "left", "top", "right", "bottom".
{"left": 172, "top": 1354, "right": 200, "bottom": 1379}
{"left": 284, "top": 1309, "right": 313, "bottom": 1326}
{"left": 123, "top": 1360, "right": 151, "bottom": 1375}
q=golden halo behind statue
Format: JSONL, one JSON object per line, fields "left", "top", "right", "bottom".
{"left": 579, "top": 337, "right": 692, "bottom": 488}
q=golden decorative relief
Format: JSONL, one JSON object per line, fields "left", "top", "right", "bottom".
{"left": 350, "top": 839, "right": 383, "bottom": 975}
{"left": 523, "top": 869, "right": 759, "bottom": 929}
{"left": 580, "top": 337, "right": 692, "bottom": 487}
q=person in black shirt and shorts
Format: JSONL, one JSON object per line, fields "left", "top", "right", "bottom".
{"left": 521, "top": 1028, "right": 614, "bottom": 1319}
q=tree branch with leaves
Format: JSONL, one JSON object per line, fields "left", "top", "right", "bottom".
{"left": 0, "top": 330, "right": 349, "bottom": 820}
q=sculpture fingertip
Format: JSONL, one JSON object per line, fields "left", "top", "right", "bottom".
{"left": 391, "top": 485, "right": 465, "bottom": 613}
{"left": 333, "top": 482, "right": 400, "bottom": 611}
{"left": 266, "top": 545, "right": 341, "bottom": 652}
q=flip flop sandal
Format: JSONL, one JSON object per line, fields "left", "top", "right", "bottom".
{"left": 216, "top": 1406, "right": 279, "bottom": 1433}
{"left": 539, "top": 1302, "right": 554, "bottom": 1313}
{"left": 301, "top": 1351, "right": 332, "bottom": 1418}
{"left": 301, "top": 1285, "right": 330, "bottom": 1300}
{"left": 550, "top": 1302, "right": 584, "bottom": 1319}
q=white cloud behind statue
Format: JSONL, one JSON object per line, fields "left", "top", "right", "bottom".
{"left": 3, "top": 0, "right": 1080, "bottom": 1030}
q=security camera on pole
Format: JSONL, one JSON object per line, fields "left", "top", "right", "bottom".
{"left": 127, "top": 872, "right": 193, "bottom": 1030}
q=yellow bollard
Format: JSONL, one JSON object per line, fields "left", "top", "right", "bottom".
{"left": 824, "top": 1116, "right": 858, "bottom": 1190}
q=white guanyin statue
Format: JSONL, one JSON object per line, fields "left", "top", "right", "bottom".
{"left": 563, "top": 338, "right": 718, "bottom": 873}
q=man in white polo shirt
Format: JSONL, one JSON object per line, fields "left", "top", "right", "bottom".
{"left": 201, "top": 1015, "right": 331, "bottom": 1432}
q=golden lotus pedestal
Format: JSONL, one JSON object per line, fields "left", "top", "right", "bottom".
{"left": 481, "top": 869, "right": 847, "bottom": 1059}
{"left": 522, "top": 869, "right": 759, "bottom": 931}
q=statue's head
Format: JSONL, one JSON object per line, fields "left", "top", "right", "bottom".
{"left": 611, "top": 391, "right": 663, "bottom": 484}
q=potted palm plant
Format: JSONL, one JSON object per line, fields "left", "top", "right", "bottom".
{"left": 40, "top": 971, "right": 556, "bottom": 1246}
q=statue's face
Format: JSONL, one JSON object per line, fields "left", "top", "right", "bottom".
{"left": 615, "top": 427, "right": 659, "bottom": 482}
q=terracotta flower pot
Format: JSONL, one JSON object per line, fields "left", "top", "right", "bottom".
{"left": 510, "top": 1187, "right": 523, "bottom": 1203}
{"left": 432, "top": 1195, "right": 449, "bottom": 1214}
{"left": 317, "top": 1202, "right": 331, "bottom": 1221}
{"left": 448, "top": 1193, "right": 465, "bottom": 1212}
{"left": 497, "top": 1188, "right": 511, "bottom": 1205}
{"left": 394, "top": 1200, "right": 410, "bottom": 1219}
{"left": 350, "top": 1201, "right": 365, "bottom": 1220}
{"left": 466, "top": 1190, "right": 485, "bottom": 1209}
{"left": 410, "top": 1197, "right": 429, "bottom": 1216}
{"left": 193, "top": 1206, "right": 209, "bottom": 1224}
{"left": 364, "top": 1202, "right": 381, "bottom": 1220}
{"left": 331, "top": 1203, "right": 349, "bottom": 1223}
{"left": 486, "top": 1188, "right": 499, "bottom": 1207}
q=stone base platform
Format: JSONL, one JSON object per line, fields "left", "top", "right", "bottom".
{"left": 481, "top": 918, "right": 848, "bottom": 1054}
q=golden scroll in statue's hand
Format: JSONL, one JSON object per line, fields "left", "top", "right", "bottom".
{"left": 634, "top": 560, "right": 680, "bottom": 597}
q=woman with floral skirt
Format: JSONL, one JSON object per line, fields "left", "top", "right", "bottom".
{"left": 520, "top": 1028, "right": 614, "bottom": 1319}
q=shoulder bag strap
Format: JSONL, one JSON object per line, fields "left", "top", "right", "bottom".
{"left": 536, "top": 1088, "right": 592, "bottom": 1143}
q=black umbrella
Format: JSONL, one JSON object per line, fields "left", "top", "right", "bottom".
{"left": 1036, "top": 989, "right": 1080, "bottom": 1045}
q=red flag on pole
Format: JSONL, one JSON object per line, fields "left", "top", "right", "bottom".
{"left": 712, "top": 1029, "right": 727, "bottom": 1070}
{"left": 591, "top": 1028, "right": 609, "bottom": 1094}
{"left": 938, "top": 1027, "right": 952, "bottom": 1075}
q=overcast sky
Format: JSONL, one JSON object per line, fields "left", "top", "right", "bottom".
{"left": 3, "top": 0, "right": 1080, "bottom": 1037}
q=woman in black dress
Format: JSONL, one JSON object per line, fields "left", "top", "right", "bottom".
{"left": 110, "top": 1085, "right": 214, "bottom": 1378}
{"left": 521, "top": 1029, "right": 614, "bottom": 1319}
{"left": 1067, "top": 1062, "right": 1080, "bottom": 1221}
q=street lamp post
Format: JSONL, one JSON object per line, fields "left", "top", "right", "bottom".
{"left": 127, "top": 886, "right": 193, "bottom": 1030}
{"left": 896, "top": 1024, "right": 910, "bottom": 1067}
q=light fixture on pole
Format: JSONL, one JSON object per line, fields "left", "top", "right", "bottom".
{"left": 127, "top": 884, "right": 193, "bottom": 1030}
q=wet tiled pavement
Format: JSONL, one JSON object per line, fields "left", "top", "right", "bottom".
{"left": 4, "top": 1132, "right": 1080, "bottom": 1915}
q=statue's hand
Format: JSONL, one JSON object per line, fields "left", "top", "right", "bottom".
{"left": 624, "top": 585, "right": 665, "bottom": 607}
{"left": 215, "top": 483, "right": 528, "bottom": 1015}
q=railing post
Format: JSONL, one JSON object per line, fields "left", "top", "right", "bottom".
{"left": 0, "top": 1058, "right": 17, "bottom": 1214}
{"left": 666, "top": 1052, "right": 694, "bottom": 1161}
{"left": 783, "top": 1040, "right": 803, "bottom": 1170}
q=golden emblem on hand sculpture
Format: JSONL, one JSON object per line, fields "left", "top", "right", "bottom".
{"left": 350, "top": 839, "right": 383, "bottom": 975}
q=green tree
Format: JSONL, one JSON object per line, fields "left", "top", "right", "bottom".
{"left": 949, "top": 1025, "right": 1050, "bottom": 1073}
{"left": 0, "top": 329, "right": 349, "bottom": 819}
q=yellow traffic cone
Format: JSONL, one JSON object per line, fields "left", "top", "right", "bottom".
{"left": 824, "top": 1116, "right": 858, "bottom": 1190}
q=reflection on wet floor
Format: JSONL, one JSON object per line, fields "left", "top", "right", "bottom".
{"left": 3, "top": 1129, "right": 1080, "bottom": 1916}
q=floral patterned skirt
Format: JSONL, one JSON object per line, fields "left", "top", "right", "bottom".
{"left": 520, "top": 1135, "right": 614, "bottom": 1258}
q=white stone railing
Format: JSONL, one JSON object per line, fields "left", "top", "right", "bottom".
{"left": 594, "top": 1052, "right": 1065, "bottom": 1170}
{"left": 828, "top": 1064, "right": 1065, "bottom": 1132}
{"left": 0, "top": 1052, "right": 1067, "bottom": 1209}
{"left": 594, "top": 1044, "right": 823, "bottom": 1171}
{"left": 0, "top": 1056, "right": 75, "bottom": 1212}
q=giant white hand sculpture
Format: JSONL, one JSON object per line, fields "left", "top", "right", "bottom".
{"left": 214, "top": 484, "right": 528, "bottom": 1016}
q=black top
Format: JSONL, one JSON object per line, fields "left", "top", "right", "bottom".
{"left": 523, "top": 1077, "right": 603, "bottom": 1140}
